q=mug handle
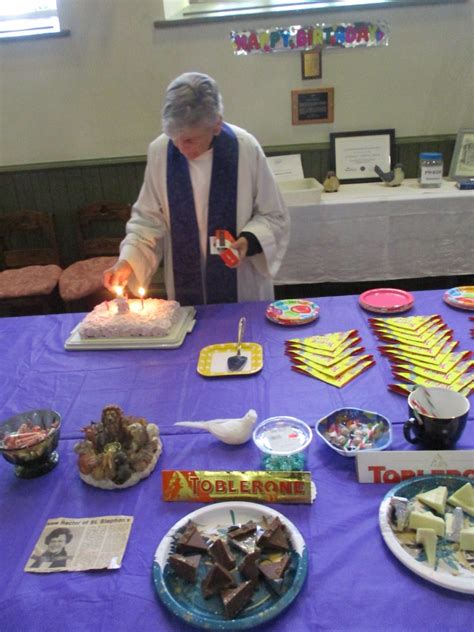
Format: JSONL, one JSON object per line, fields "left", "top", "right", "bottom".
{"left": 403, "top": 417, "right": 420, "bottom": 444}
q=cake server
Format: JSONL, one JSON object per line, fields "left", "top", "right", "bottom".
{"left": 227, "top": 317, "right": 248, "bottom": 371}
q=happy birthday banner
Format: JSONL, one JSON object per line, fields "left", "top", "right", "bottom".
{"left": 231, "top": 22, "right": 389, "bottom": 55}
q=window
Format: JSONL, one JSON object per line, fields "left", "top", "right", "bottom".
{"left": 157, "top": 0, "right": 468, "bottom": 26}
{"left": 0, "top": 0, "right": 67, "bottom": 40}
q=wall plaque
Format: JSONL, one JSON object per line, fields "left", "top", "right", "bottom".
{"left": 291, "top": 88, "right": 334, "bottom": 125}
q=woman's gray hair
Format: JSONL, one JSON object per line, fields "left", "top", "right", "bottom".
{"left": 162, "top": 72, "right": 224, "bottom": 138}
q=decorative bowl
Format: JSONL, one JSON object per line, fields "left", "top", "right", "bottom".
{"left": 315, "top": 407, "right": 392, "bottom": 457}
{"left": 253, "top": 416, "right": 313, "bottom": 471}
{"left": 0, "top": 409, "right": 61, "bottom": 478}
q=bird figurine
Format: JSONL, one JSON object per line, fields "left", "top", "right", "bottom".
{"left": 323, "top": 171, "right": 340, "bottom": 193}
{"left": 174, "top": 409, "right": 257, "bottom": 445}
{"left": 374, "top": 163, "right": 405, "bottom": 187}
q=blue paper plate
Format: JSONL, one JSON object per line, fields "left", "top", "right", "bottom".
{"left": 379, "top": 475, "right": 474, "bottom": 594}
{"left": 153, "top": 501, "right": 308, "bottom": 629}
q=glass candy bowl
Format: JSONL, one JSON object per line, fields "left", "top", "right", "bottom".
{"left": 0, "top": 409, "right": 61, "bottom": 478}
{"left": 253, "top": 416, "right": 313, "bottom": 471}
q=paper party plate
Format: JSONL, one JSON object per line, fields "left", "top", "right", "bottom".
{"left": 359, "top": 289, "right": 414, "bottom": 314}
{"left": 443, "top": 286, "right": 474, "bottom": 311}
{"left": 266, "top": 300, "right": 320, "bottom": 326}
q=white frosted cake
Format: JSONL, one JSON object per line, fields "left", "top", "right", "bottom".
{"left": 78, "top": 298, "right": 181, "bottom": 339}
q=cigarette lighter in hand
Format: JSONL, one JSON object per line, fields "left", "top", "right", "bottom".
{"left": 214, "top": 229, "right": 240, "bottom": 267}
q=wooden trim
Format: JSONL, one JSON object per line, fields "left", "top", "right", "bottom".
{"left": 0, "top": 134, "right": 456, "bottom": 173}
{"left": 0, "top": 29, "right": 71, "bottom": 43}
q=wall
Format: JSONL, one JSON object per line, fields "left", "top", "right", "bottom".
{"left": 0, "top": 0, "right": 473, "bottom": 167}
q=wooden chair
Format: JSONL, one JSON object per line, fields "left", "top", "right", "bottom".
{"left": 0, "top": 210, "right": 64, "bottom": 316}
{"left": 59, "top": 201, "right": 131, "bottom": 310}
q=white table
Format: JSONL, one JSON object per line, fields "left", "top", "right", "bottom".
{"left": 274, "top": 179, "right": 474, "bottom": 285}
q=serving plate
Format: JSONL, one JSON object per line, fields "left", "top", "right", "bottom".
{"left": 443, "top": 286, "right": 474, "bottom": 311}
{"left": 64, "top": 306, "right": 196, "bottom": 350}
{"left": 315, "top": 407, "right": 391, "bottom": 457}
{"left": 152, "top": 501, "right": 308, "bottom": 630}
{"left": 197, "top": 343, "right": 263, "bottom": 377}
{"left": 359, "top": 288, "right": 414, "bottom": 314}
{"left": 379, "top": 475, "right": 474, "bottom": 594}
{"left": 265, "top": 300, "right": 320, "bottom": 326}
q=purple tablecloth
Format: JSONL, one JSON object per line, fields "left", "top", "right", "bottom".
{"left": 0, "top": 289, "right": 473, "bottom": 631}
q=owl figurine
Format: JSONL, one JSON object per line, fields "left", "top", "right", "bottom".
{"left": 323, "top": 171, "right": 340, "bottom": 193}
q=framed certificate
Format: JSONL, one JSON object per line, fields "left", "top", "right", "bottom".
{"left": 448, "top": 128, "right": 474, "bottom": 181}
{"left": 330, "top": 129, "right": 395, "bottom": 183}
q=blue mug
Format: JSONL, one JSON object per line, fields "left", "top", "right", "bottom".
{"left": 403, "top": 386, "right": 469, "bottom": 449}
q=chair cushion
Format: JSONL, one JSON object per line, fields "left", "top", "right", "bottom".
{"left": 59, "top": 257, "right": 118, "bottom": 301}
{"left": 0, "top": 265, "right": 62, "bottom": 298}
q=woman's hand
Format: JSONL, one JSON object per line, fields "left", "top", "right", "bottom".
{"left": 103, "top": 260, "right": 133, "bottom": 291}
{"left": 226, "top": 236, "right": 248, "bottom": 268}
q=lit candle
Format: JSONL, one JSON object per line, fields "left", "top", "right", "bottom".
{"left": 138, "top": 287, "right": 145, "bottom": 310}
{"left": 114, "top": 285, "right": 124, "bottom": 298}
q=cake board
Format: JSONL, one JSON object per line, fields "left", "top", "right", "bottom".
{"left": 64, "top": 306, "right": 196, "bottom": 351}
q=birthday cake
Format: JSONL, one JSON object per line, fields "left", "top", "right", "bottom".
{"left": 78, "top": 298, "right": 181, "bottom": 339}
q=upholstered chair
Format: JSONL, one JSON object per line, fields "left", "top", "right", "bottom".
{"left": 0, "top": 210, "right": 63, "bottom": 315}
{"left": 58, "top": 201, "right": 131, "bottom": 310}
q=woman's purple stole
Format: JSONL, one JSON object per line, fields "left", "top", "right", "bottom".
{"left": 167, "top": 123, "right": 238, "bottom": 305}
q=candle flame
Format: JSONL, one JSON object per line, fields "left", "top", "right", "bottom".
{"left": 138, "top": 287, "right": 146, "bottom": 298}
{"left": 114, "top": 285, "right": 124, "bottom": 297}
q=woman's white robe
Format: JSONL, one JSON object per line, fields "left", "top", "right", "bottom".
{"left": 120, "top": 124, "right": 290, "bottom": 303}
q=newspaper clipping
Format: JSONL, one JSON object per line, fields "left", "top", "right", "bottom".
{"left": 25, "top": 515, "right": 134, "bottom": 573}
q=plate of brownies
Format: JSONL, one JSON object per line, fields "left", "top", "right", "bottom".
{"left": 153, "top": 501, "right": 308, "bottom": 629}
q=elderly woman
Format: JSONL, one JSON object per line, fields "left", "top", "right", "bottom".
{"left": 103, "top": 72, "right": 289, "bottom": 305}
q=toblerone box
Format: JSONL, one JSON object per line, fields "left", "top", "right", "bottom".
{"left": 162, "top": 470, "right": 314, "bottom": 503}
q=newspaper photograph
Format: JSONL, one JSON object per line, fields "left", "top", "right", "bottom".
{"left": 25, "top": 515, "right": 134, "bottom": 573}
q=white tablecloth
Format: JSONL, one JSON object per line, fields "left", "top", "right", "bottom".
{"left": 274, "top": 179, "right": 474, "bottom": 285}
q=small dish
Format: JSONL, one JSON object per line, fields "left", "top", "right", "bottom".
{"left": 253, "top": 416, "right": 313, "bottom": 470}
{"left": 265, "top": 300, "right": 320, "bottom": 326}
{"left": 443, "top": 286, "right": 474, "bottom": 311}
{"left": 197, "top": 343, "right": 263, "bottom": 377}
{"left": 359, "top": 288, "right": 414, "bottom": 314}
{"left": 315, "top": 407, "right": 392, "bottom": 457}
{"left": 0, "top": 409, "right": 61, "bottom": 478}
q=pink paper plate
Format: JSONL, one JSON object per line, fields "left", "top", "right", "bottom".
{"left": 359, "top": 288, "right": 414, "bottom": 314}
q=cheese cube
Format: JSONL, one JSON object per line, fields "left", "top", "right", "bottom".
{"left": 447, "top": 482, "right": 474, "bottom": 517}
{"left": 459, "top": 527, "right": 474, "bottom": 551}
{"left": 416, "top": 486, "right": 448, "bottom": 515}
{"left": 408, "top": 510, "right": 445, "bottom": 537}
{"left": 416, "top": 528, "right": 437, "bottom": 567}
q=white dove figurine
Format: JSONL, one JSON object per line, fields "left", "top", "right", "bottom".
{"left": 174, "top": 409, "right": 257, "bottom": 445}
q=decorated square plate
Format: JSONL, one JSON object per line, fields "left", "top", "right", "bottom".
{"left": 379, "top": 475, "right": 474, "bottom": 594}
{"left": 197, "top": 343, "right": 263, "bottom": 377}
{"left": 443, "top": 286, "right": 474, "bottom": 311}
{"left": 315, "top": 407, "right": 392, "bottom": 457}
{"left": 152, "top": 501, "right": 308, "bottom": 630}
{"left": 359, "top": 288, "right": 414, "bottom": 314}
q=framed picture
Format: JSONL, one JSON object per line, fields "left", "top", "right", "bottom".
{"left": 330, "top": 129, "right": 395, "bottom": 183}
{"left": 291, "top": 88, "right": 334, "bottom": 125}
{"left": 448, "top": 128, "right": 474, "bottom": 181}
{"left": 301, "top": 49, "right": 322, "bottom": 80}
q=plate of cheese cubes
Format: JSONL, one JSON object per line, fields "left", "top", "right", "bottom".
{"left": 379, "top": 475, "right": 474, "bottom": 594}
